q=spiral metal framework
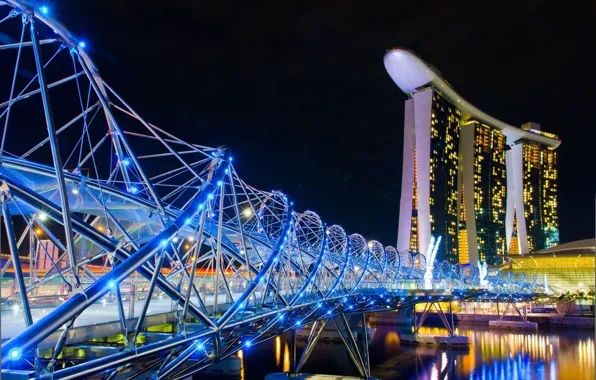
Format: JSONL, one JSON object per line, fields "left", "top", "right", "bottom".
{"left": 0, "top": 2, "right": 542, "bottom": 378}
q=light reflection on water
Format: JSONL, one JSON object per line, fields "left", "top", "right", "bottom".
{"left": 196, "top": 325, "right": 594, "bottom": 380}
{"left": 369, "top": 325, "right": 594, "bottom": 380}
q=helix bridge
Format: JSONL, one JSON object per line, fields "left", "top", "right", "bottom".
{"left": 0, "top": 1, "right": 544, "bottom": 378}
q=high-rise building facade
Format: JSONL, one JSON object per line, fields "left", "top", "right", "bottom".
{"left": 458, "top": 121, "right": 507, "bottom": 264}
{"left": 397, "top": 89, "right": 460, "bottom": 263}
{"left": 385, "top": 48, "right": 561, "bottom": 265}
{"left": 520, "top": 123, "right": 560, "bottom": 251}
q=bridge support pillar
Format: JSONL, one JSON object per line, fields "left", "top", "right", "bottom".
{"left": 295, "top": 313, "right": 371, "bottom": 378}
{"left": 489, "top": 299, "right": 538, "bottom": 330}
{"left": 401, "top": 300, "right": 469, "bottom": 347}
{"left": 291, "top": 325, "right": 297, "bottom": 374}
{"left": 413, "top": 301, "right": 454, "bottom": 336}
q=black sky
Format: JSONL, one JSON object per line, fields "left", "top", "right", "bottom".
{"left": 53, "top": 0, "right": 595, "bottom": 245}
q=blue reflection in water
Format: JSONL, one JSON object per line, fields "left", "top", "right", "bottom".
{"left": 197, "top": 323, "right": 594, "bottom": 380}
{"left": 364, "top": 325, "right": 594, "bottom": 380}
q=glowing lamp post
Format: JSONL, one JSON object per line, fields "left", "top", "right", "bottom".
{"left": 478, "top": 261, "right": 488, "bottom": 288}
{"left": 424, "top": 236, "right": 441, "bottom": 289}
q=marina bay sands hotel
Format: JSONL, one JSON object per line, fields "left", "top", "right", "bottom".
{"left": 384, "top": 48, "right": 561, "bottom": 266}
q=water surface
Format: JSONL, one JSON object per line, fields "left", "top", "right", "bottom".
{"left": 196, "top": 324, "right": 594, "bottom": 380}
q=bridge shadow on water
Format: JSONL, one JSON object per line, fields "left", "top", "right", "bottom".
{"left": 198, "top": 324, "right": 594, "bottom": 380}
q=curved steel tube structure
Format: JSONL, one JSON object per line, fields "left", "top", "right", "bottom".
{"left": 0, "top": 2, "right": 542, "bottom": 378}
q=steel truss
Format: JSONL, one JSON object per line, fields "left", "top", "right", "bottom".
{"left": 0, "top": 2, "right": 543, "bottom": 378}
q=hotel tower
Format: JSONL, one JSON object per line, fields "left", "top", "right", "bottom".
{"left": 384, "top": 48, "right": 561, "bottom": 265}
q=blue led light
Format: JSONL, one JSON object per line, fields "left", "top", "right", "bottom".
{"left": 160, "top": 240, "right": 167, "bottom": 247}
{"left": 122, "top": 159, "right": 130, "bottom": 166}
{"left": 316, "top": 303, "right": 322, "bottom": 308}
{"left": 185, "top": 218, "right": 191, "bottom": 224}
{"left": 348, "top": 305, "right": 354, "bottom": 310}
{"left": 326, "top": 310, "right": 331, "bottom": 315}
{"left": 108, "top": 280, "right": 116, "bottom": 289}
{"left": 279, "top": 314, "right": 285, "bottom": 321}
{"left": 198, "top": 343, "right": 204, "bottom": 350}
{"left": 198, "top": 204, "right": 204, "bottom": 210}
{"left": 217, "top": 181, "right": 222, "bottom": 186}
{"left": 244, "top": 341, "right": 252, "bottom": 348}
{"left": 208, "top": 194, "right": 214, "bottom": 200}
{"left": 295, "top": 320, "right": 301, "bottom": 326}
{"left": 9, "top": 348, "right": 21, "bottom": 360}
{"left": 78, "top": 41, "right": 86, "bottom": 48}
{"left": 40, "top": 6, "right": 48, "bottom": 14}
{"left": 130, "top": 186, "right": 138, "bottom": 194}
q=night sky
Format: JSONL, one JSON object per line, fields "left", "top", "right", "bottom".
{"left": 51, "top": 1, "right": 595, "bottom": 246}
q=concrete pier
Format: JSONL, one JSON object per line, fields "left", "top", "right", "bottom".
{"left": 488, "top": 320, "right": 538, "bottom": 330}
{"left": 399, "top": 333, "right": 470, "bottom": 347}
{"left": 369, "top": 306, "right": 414, "bottom": 326}
{"left": 266, "top": 373, "right": 367, "bottom": 380}
{"left": 295, "top": 325, "right": 369, "bottom": 342}
{"left": 200, "top": 356, "right": 242, "bottom": 376}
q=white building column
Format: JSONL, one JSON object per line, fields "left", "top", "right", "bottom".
{"left": 506, "top": 143, "right": 529, "bottom": 254}
{"left": 505, "top": 148, "right": 515, "bottom": 251}
{"left": 459, "top": 123, "right": 479, "bottom": 265}
{"left": 413, "top": 89, "right": 433, "bottom": 257}
{"left": 397, "top": 98, "right": 415, "bottom": 252}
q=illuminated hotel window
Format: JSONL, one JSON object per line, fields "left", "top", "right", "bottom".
{"left": 522, "top": 142, "right": 559, "bottom": 251}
